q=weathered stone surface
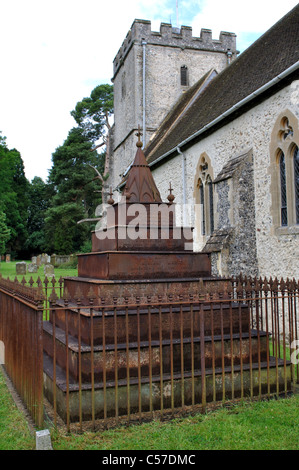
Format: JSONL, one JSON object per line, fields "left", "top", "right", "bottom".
{"left": 28, "top": 263, "right": 38, "bottom": 273}
{"left": 151, "top": 83, "right": 299, "bottom": 280}
{"left": 51, "top": 254, "right": 71, "bottom": 266}
{"left": 110, "top": 20, "right": 237, "bottom": 192}
{"left": 36, "top": 429, "right": 53, "bottom": 450}
{"left": 44, "top": 264, "right": 54, "bottom": 277}
{"left": 41, "top": 253, "right": 51, "bottom": 265}
{"left": 16, "top": 262, "right": 27, "bottom": 275}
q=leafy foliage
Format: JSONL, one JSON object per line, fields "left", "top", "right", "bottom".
{"left": 71, "top": 84, "right": 113, "bottom": 144}
{"left": 0, "top": 83, "right": 113, "bottom": 257}
{"left": 44, "top": 127, "right": 102, "bottom": 254}
{"left": 0, "top": 133, "right": 29, "bottom": 257}
{"left": 0, "top": 211, "right": 10, "bottom": 255}
{"left": 25, "top": 176, "right": 53, "bottom": 253}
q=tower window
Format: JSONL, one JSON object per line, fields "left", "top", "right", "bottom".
{"left": 180, "top": 66, "right": 188, "bottom": 87}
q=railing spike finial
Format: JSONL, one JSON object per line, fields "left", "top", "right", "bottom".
{"left": 87, "top": 286, "right": 97, "bottom": 301}
{"left": 63, "top": 287, "right": 71, "bottom": 305}
{"left": 49, "top": 288, "right": 59, "bottom": 304}
{"left": 74, "top": 286, "right": 84, "bottom": 305}
{"left": 34, "top": 286, "right": 45, "bottom": 305}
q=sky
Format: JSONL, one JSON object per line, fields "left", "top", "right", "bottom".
{"left": 0, "top": 0, "right": 298, "bottom": 182}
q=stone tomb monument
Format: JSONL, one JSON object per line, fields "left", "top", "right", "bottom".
{"left": 43, "top": 133, "right": 291, "bottom": 423}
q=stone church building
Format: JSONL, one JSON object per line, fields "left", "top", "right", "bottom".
{"left": 107, "top": 4, "right": 299, "bottom": 280}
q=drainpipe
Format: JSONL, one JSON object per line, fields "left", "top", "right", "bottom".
{"left": 177, "top": 145, "right": 187, "bottom": 226}
{"left": 142, "top": 39, "right": 147, "bottom": 149}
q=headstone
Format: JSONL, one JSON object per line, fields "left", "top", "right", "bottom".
{"left": 40, "top": 253, "right": 49, "bottom": 265}
{"left": 5, "top": 254, "right": 11, "bottom": 263}
{"left": 36, "top": 429, "right": 53, "bottom": 450}
{"left": 16, "top": 262, "right": 27, "bottom": 275}
{"left": 44, "top": 264, "right": 54, "bottom": 277}
{"left": 28, "top": 263, "right": 38, "bottom": 273}
{"left": 51, "top": 254, "right": 73, "bottom": 266}
{"left": 36, "top": 255, "right": 42, "bottom": 267}
{"left": 31, "top": 256, "right": 37, "bottom": 265}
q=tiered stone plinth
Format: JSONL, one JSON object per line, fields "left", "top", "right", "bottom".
{"left": 43, "top": 139, "right": 291, "bottom": 423}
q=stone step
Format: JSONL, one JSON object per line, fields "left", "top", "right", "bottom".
{"left": 49, "top": 301, "right": 251, "bottom": 347}
{"left": 43, "top": 352, "right": 292, "bottom": 423}
{"left": 43, "top": 320, "right": 270, "bottom": 384}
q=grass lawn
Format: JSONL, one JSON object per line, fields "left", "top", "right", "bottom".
{"left": 0, "top": 368, "right": 35, "bottom": 450}
{"left": 1, "top": 261, "right": 298, "bottom": 450}
{"left": 0, "top": 364, "right": 298, "bottom": 450}
{"left": 50, "top": 395, "right": 299, "bottom": 451}
{"left": 0, "top": 260, "right": 78, "bottom": 283}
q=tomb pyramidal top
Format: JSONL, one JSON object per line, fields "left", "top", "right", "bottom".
{"left": 121, "top": 126, "right": 162, "bottom": 204}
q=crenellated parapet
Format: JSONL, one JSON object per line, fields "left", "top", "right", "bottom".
{"left": 113, "top": 19, "right": 237, "bottom": 78}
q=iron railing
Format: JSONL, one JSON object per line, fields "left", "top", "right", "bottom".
{"left": 0, "top": 274, "right": 298, "bottom": 431}
{"left": 0, "top": 277, "right": 44, "bottom": 428}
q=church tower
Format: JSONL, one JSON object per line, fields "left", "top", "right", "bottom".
{"left": 109, "top": 19, "right": 237, "bottom": 191}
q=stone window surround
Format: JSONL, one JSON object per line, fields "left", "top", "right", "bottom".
{"left": 193, "top": 152, "right": 215, "bottom": 242}
{"left": 269, "top": 110, "right": 299, "bottom": 235}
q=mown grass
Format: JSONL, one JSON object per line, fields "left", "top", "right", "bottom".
{"left": 49, "top": 395, "right": 299, "bottom": 451}
{"left": 0, "top": 260, "right": 78, "bottom": 282}
{"left": 0, "top": 369, "right": 35, "bottom": 450}
{"left": 0, "top": 364, "right": 299, "bottom": 450}
{"left": 1, "top": 262, "right": 298, "bottom": 450}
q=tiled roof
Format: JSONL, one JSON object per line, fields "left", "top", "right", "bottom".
{"left": 145, "top": 4, "right": 299, "bottom": 167}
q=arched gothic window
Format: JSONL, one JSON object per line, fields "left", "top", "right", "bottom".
{"left": 279, "top": 152, "right": 288, "bottom": 226}
{"left": 270, "top": 114, "right": 299, "bottom": 230}
{"left": 195, "top": 155, "right": 214, "bottom": 238}
{"left": 198, "top": 179, "right": 205, "bottom": 235}
{"left": 207, "top": 175, "right": 214, "bottom": 234}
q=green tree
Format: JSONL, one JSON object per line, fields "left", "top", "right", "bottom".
{"left": 45, "top": 127, "right": 102, "bottom": 254}
{"left": 71, "top": 83, "right": 113, "bottom": 144}
{"left": 0, "top": 210, "right": 11, "bottom": 256}
{"left": 71, "top": 84, "right": 113, "bottom": 195}
{"left": 0, "top": 134, "right": 29, "bottom": 257}
{"left": 25, "top": 176, "right": 52, "bottom": 254}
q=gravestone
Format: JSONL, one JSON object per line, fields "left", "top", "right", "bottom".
{"left": 36, "top": 255, "right": 42, "bottom": 267}
{"left": 51, "top": 254, "right": 70, "bottom": 266}
{"left": 31, "top": 256, "right": 37, "bottom": 265}
{"left": 44, "top": 264, "right": 54, "bottom": 277}
{"left": 40, "top": 253, "right": 50, "bottom": 265}
{"left": 16, "top": 262, "right": 27, "bottom": 275}
{"left": 5, "top": 254, "right": 11, "bottom": 263}
{"left": 28, "top": 263, "right": 38, "bottom": 273}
